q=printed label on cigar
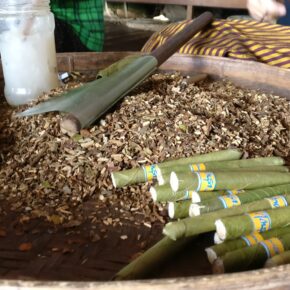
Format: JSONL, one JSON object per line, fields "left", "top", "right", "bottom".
{"left": 241, "top": 232, "right": 264, "bottom": 246}
{"left": 248, "top": 211, "right": 272, "bottom": 232}
{"left": 218, "top": 195, "right": 241, "bottom": 208}
{"left": 195, "top": 172, "right": 216, "bottom": 191}
{"left": 226, "top": 189, "right": 245, "bottom": 195}
{"left": 195, "top": 172, "right": 216, "bottom": 192}
{"left": 190, "top": 163, "right": 206, "bottom": 172}
{"left": 143, "top": 165, "right": 159, "bottom": 181}
{"left": 260, "top": 238, "right": 284, "bottom": 258}
{"left": 266, "top": 195, "right": 288, "bottom": 208}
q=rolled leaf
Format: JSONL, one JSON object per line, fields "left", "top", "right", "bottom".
{"left": 264, "top": 250, "right": 290, "bottom": 268}
{"left": 157, "top": 157, "right": 285, "bottom": 185}
{"left": 215, "top": 205, "right": 290, "bottom": 241}
{"left": 170, "top": 171, "right": 290, "bottom": 192}
{"left": 156, "top": 149, "right": 242, "bottom": 167}
{"left": 189, "top": 156, "right": 284, "bottom": 170}
{"left": 97, "top": 55, "right": 141, "bottom": 78}
{"left": 191, "top": 189, "right": 241, "bottom": 203}
{"left": 213, "top": 233, "right": 290, "bottom": 273}
{"left": 111, "top": 149, "right": 242, "bottom": 188}
{"left": 150, "top": 185, "right": 195, "bottom": 202}
{"left": 168, "top": 200, "right": 192, "bottom": 219}
{"left": 193, "top": 184, "right": 290, "bottom": 216}
{"left": 163, "top": 184, "right": 290, "bottom": 240}
{"left": 19, "top": 55, "right": 158, "bottom": 132}
{"left": 206, "top": 226, "right": 290, "bottom": 264}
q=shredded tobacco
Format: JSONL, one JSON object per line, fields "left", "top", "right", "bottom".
{"left": 0, "top": 73, "right": 290, "bottom": 226}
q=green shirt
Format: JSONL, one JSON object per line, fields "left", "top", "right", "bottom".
{"left": 51, "top": 0, "right": 104, "bottom": 51}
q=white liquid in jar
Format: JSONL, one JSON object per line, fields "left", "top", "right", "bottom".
{"left": 0, "top": 13, "right": 59, "bottom": 106}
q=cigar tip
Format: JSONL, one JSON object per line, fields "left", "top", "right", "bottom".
{"left": 149, "top": 186, "right": 157, "bottom": 202}
{"left": 215, "top": 219, "right": 226, "bottom": 241}
{"left": 191, "top": 191, "right": 201, "bottom": 203}
{"left": 214, "top": 232, "right": 223, "bottom": 245}
{"left": 156, "top": 167, "right": 165, "bottom": 185}
{"left": 170, "top": 171, "right": 179, "bottom": 192}
{"left": 162, "top": 223, "right": 177, "bottom": 241}
{"left": 189, "top": 203, "right": 200, "bottom": 217}
{"left": 205, "top": 247, "right": 217, "bottom": 265}
{"left": 168, "top": 202, "right": 175, "bottom": 219}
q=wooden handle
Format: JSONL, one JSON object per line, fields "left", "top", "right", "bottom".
{"left": 151, "top": 11, "right": 213, "bottom": 66}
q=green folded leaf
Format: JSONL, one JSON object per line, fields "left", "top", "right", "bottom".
{"left": 17, "top": 55, "right": 158, "bottom": 131}
{"left": 97, "top": 55, "right": 140, "bottom": 78}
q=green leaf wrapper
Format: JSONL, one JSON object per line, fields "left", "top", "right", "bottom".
{"left": 196, "top": 184, "right": 290, "bottom": 215}
{"left": 163, "top": 184, "right": 290, "bottom": 240}
{"left": 213, "top": 232, "right": 290, "bottom": 273}
{"left": 150, "top": 185, "right": 195, "bottom": 202}
{"left": 114, "top": 236, "right": 194, "bottom": 280}
{"left": 157, "top": 157, "right": 285, "bottom": 185}
{"left": 170, "top": 171, "right": 290, "bottom": 192}
{"left": 216, "top": 206, "right": 290, "bottom": 241}
{"left": 265, "top": 250, "right": 290, "bottom": 268}
{"left": 111, "top": 149, "right": 242, "bottom": 188}
{"left": 206, "top": 226, "right": 290, "bottom": 264}
{"left": 192, "top": 190, "right": 235, "bottom": 203}
{"left": 168, "top": 200, "right": 192, "bottom": 219}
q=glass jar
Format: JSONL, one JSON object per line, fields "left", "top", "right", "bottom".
{"left": 0, "top": 0, "right": 59, "bottom": 106}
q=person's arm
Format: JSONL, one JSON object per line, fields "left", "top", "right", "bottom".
{"left": 247, "top": 0, "right": 286, "bottom": 22}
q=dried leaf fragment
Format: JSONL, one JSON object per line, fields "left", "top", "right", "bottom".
{"left": 18, "top": 242, "right": 32, "bottom": 252}
{"left": 0, "top": 229, "right": 6, "bottom": 237}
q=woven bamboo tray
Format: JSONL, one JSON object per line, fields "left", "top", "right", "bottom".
{"left": 1, "top": 52, "right": 290, "bottom": 290}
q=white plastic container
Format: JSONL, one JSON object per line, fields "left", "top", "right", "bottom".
{"left": 0, "top": 0, "right": 59, "bottom": 106}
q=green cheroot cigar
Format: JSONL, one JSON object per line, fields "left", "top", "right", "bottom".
{"left": 264, "top": 250, "right": 290, "bottom": 268}
{"left": 163, "top": 184, "right": 290, "bottom": 240}
{"left": 213, "top": 233, "right": 290, "bottom": 273}
{"left": 170, "top": 171, "right": 290, "bottom": 193}
{"left": 191, "top": 189, "right": 242, "bottom": 203}
{"left": 163, "top": 189, "right": 271, "bottom": 220}
{"left": 150, "top": 185, "right": 195, "bottom": 202}
{"left": 192, "top": 190, "right": 243, "bottom": 203}
{"left": 111, "top": 149, "right": 242, "bottom": 188}
{"left": 157, "top": 166, "right": 289, "bottom": 185}
{"left": 206, "top": 227, "right": 290, "bottom": 264}
{"left": 156, "top": 157, "right": 285, "bottom": 186}
{"left": 158, "top": 166, "right": 288, "bottom": 187}
{"left": 150, "top": 186, "right": 241, "bottom": 203}
{"left": 215, "top": 204, "right": 290, "bottom": 241}
{"left": 113, "top": 236, "right": 195, "bottom": 280}
{"left": 191, "top": 185, "right": 290, "bottom": 216}
{"left": 168, "top": 200, "right": 192, "bottom": 219}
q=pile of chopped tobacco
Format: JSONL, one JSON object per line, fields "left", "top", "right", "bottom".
{"left": 0, "top": 73, "right": 290, "bottom": 226}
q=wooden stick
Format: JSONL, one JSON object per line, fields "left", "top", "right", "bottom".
{"left": 151, "top": 12, "right": 213, "bottom": 66}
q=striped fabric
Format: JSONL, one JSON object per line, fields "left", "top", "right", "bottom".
{"left": 142, "top": 19, "right": 290, "bottom": 69}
